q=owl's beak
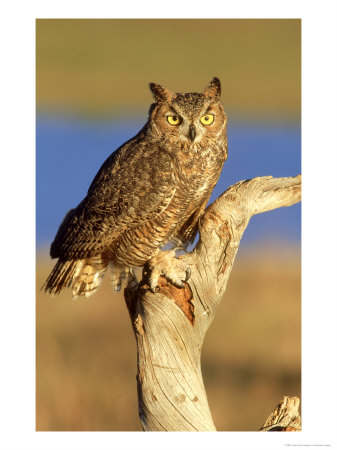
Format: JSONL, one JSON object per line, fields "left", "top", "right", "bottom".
{"left": 189, "top": 124, "right": 196, "bottom": 142}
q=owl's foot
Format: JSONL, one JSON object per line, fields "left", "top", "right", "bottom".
{"left": 147, "top": 249, "right": 191, "bottom": 293}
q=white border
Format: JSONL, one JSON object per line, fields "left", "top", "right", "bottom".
{"left": 1, "top": 1, "right": 337, "bottom": 449}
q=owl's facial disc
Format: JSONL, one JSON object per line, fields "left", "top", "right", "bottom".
{"left": 152, "top": 94, "right": 225, "bottom": 145}
{"left": 165, "top": 109, "right": 198, "bottom": 142}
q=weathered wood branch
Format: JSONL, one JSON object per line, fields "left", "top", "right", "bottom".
{"left": 124, "top": 175, "right": 301, "bottom": 431}
{"left": 260, "top": 396, "right": 301, "bottom": 431}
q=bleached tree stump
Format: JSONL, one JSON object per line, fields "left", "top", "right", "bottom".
{"left": 124, "top": 175, "right": 301, "bottom": 431}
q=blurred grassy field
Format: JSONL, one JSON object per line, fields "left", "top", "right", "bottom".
{"left": 36, "top": 246, "right": 300, "bottom": 431}
{"left": 36, "top": 19, "right": 301, "bottom": 120}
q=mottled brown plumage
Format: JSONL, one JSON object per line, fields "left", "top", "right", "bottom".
{"left": 45, "top": 77, "right": 228, "bottom": 297}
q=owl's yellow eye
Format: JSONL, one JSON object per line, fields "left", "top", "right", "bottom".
{"left": 200, "top": 114, "right": 214, "bottom": 125}
{"left": 167, "top": 115, "right": 181, "bottom": 125}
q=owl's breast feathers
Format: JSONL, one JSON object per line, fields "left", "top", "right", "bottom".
{"left": 169, "top": 137, "right": 228, "bottom": 245}
{"left": 50, "top": 132, "right": 227, "bottom": 266}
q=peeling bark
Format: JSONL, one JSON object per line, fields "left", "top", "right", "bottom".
{"left": 125, "top": 175, "right": 301, "bottom": 431}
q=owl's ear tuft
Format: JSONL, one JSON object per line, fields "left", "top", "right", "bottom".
{"left": 149, "top": 83, "right": 172, "bottom": 103}
{"left": 204, "top": 77, "right": 221, "bottom": 100}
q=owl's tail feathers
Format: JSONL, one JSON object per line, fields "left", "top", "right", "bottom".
{"left": 44, "top": 259, "right": 78, "bottom": 296}
{"left": 44, "top": 256, "right": 108, "bottom": 298}
{"left": 109, "top": 263, "right": 138, "bottom": 292}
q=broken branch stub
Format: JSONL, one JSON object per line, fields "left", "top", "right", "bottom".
{"left": 260, "top": 396, "right": 301, "bottom": 431}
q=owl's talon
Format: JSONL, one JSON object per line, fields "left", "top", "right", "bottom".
{"left": 174, "top": 280, "right": 185, "bottom": 288}
{"left": 149, "top": 284, "right": 159, "bottom": 293}
{"left": 147, "top": 250, "right": 191, "bottom": 292}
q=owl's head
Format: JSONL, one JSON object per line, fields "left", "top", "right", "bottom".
{"left": 147, "top": 77, "right": 227, "bottom": 146}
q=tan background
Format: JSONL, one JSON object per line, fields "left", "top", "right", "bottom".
{"left": 36, "top": 19, "right": 301, "bottom": 119}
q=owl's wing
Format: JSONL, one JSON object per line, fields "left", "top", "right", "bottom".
{"left": 50, "top": 140, "right": 178, "bottom": 259}
{"left": 174, "top": 202, "right": 207, "bottom": 248}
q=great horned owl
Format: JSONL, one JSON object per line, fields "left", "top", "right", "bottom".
{"left": 45, "top": 77, "right": 228, "bottom": 297}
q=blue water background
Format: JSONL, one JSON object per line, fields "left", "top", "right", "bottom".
{"left": 36, "top": 115, "right": 301, "bottom": 250}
